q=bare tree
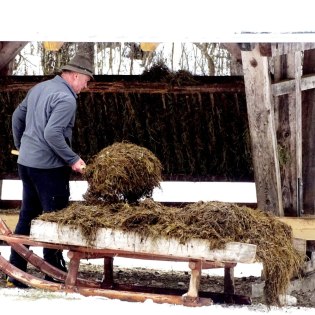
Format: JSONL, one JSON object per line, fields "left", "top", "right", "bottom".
{"left": 15, "top": 42, "right": 235, "bottom": 76}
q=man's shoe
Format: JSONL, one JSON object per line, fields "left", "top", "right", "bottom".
{"left": 6, "top": 277, "right": 29, "bottom": 289}
{"left": 44, "top": 275, "right": 63, "bottom": 283}
{"left": 44, "top": 250, "right": 68, "bottom": 273}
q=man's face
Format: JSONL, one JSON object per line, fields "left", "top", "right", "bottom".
{"left": 72, "top": 73, "right": 91, "bottom": 94}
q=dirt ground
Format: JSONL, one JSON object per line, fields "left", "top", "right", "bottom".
{"left": 1, "top": 262, "right": 315, "bottom": 308}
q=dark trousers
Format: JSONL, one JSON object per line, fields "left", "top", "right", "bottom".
{"left": 10, "top": 164, "right": 70, "bottom": 272}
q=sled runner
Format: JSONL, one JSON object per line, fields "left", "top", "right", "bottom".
{"left": 0, "top": 218, "right": 256, "bottom": 307}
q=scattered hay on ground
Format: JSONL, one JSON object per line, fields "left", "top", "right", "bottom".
{"left": 38, "top": 199, "right": 304, "bottom": 307}
{"left": 82, "top": 142, "right": 162, "bottom": 203}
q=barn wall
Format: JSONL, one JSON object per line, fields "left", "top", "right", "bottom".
{"left": 0, "top": 75, "right": 253, "bottom": 181}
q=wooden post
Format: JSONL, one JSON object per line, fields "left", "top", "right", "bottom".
{"left": 101, "top": 256, "right": 114, "bottom": 288}
{"left": 241, "top": 44, "right": 283, "bottom": 215}
{"left": 65, "top": 251, "right": 81, "bottom": 286}
{"left": 224, "top": 266, "right": 235, "bottom": 294}
{"left": 186, "top": 260, "right": 202, "bottom": 300}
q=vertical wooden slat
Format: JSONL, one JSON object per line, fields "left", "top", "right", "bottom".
{"left": 302, "top": 49, "right": 315, "bottom": 215}
{"left": 273, "top": 52, "right": 302, "bottom": 216}
{"left": 241, "top": 45, "right": 283, "bottom": 215}
{"left": 295, "top": 52, "right": 303, "bottom": 215}
{"left": 273, "top": 56, "right": 292, "bottom": 215}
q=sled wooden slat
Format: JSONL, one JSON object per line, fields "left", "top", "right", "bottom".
{"left": 30, "top": 219, "right": 257, "bottom": 264}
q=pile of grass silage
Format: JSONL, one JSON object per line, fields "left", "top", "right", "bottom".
{"left": 39, "top": 199, "right": 304, "bottom": 306}
{"left": 82, "top": 142, "right": 163, "bottom": 203}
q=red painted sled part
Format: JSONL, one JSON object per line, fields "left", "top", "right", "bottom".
{"left": 0, "top": 218, "right": 251, "bottom": 306}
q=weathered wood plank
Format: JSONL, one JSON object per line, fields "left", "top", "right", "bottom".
{"left": 272, "top": 43, "right": 315, "bottom": 56}
{"left": 278, "top": 217, "right": 315, "bottom": 240}
{"left": 0, "top": 42, "right": 28, "bottom": 71}
{"left": 301, "top": 74, "right": 315, "bottom": 92}
{"left": 272, "top": 78, "right": 296, "bottom": 96}
{"left": 0, "top": 75, "right": 245, "bottom": 94}
{"left": 294, "top": 52, "right": 303, "bottom": 215}
{"left": 272, "top": 74, "right": 315, "bottom": 96}
{"left": 0, "top": 81, "right": 245, "bottom": 94}
{"left": 30, "top": 220, "right": 257, "bottom": 264}
{"left": 259, "top": 43, "right": 315, "bottom": 57}
{"left": 272, "top": 52, "right": 302, "bottom": 216}
{"left": 241, "top": 45, "right": 283, "bottom": 215}
{"left": 302, "top": 49, "right": 315, "bottom": 215}
{"left": 268, "top": 43, "right": 315, "bottom": 57}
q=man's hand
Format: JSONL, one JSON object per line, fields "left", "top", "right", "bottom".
{"left": 71, "top": 158, "right": 86, "bottom": 173}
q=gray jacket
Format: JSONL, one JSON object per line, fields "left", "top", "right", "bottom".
{"left": 12, "top": 75, "right": 80, "bottom": 169}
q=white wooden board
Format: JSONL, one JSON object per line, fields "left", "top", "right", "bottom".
{"left": 30, "top": 219, "right": 257, "bottom": 263}
{"left": 0, "top": 179, "right": 257, "bottom": 203}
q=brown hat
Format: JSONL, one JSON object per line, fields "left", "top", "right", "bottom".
{"left": 61, "top": 54, "right": 94, "bottom": 79}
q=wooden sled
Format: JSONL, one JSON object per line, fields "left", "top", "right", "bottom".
{"left": 0, "top": 218, "right": 257, "bottom": 307}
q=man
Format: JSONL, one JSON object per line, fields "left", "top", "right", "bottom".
{"left": 7, "top": 54, "right": 93, "bottom": 288}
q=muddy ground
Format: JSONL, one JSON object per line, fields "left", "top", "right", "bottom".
{"left": 1, "top": 262, "right": 315, "bottom": 308}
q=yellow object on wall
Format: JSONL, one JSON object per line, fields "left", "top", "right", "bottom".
{"left": 140, "top": 42, "right": 159, "bottom": 52}
{"left": 43, "top": 42, "right": 64, "bottom": 51}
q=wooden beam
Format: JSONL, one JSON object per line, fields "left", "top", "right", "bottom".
{"left": 259, "top": 43, "right": 315, "bottom": 57}
{"left": 241, "top": 44, "right": 283, "bottom": 215}
{"left": 0, "top": 79, "right": 245, "bottom": 94}
{"left": 301, "top": 74, "right": 315, "bottom": 91}
{"left": 277, "top": 217, "right": 315, "bottom": 240}
{"left": 272, "top": 74, "right": 315, "bottom": 96}
{"left": 272, "top": 79, "right": 296, "bottom": 96}
{"left": 272, "top": 43, "right": 315, "bottom": 56}
{"left": 0, "top": 41, "right": 28, "bottom": 71}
